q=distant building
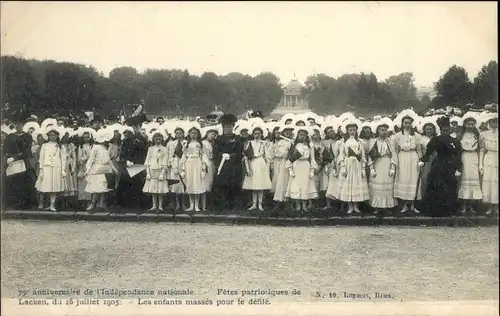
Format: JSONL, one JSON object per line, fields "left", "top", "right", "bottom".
{"left": 270, "top": 77, "right": 310, "bottom": 118}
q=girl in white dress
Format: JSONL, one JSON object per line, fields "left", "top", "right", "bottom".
{"left": 36, "top": 127, "right": 67, "bottom": 211}
{"left": 367, "top": 118, "right": 397, "bottom": 213}
{"left": 336, "top": 119, "right": 370, "bottom": 215}
{"left": 143, "top": 131, "right": 169, "bottom": 211}
{"left": 180, "top": 126, "right": 209, "bottom": 212}
{"left": 325, "top": 127, "right": 344, "bottom": 211}
{"left": 393, "top": 111, "right": 423, "bottom": 214}
{"left": 285, "top": 127, "right": 318, "bottom": 213}
{"left": 77, "top": 128, "right": 94, "bottom": 205}
{"left": 272, "top": 126, "right": 294, "bottom": 210}
{"left": 167, "top": 127, "right": 187, "bottom": 211}
{"left": 201, "top": 127, "right": 218, "bottom": 211}
{"left": 242, "top": 126, "right": 273, "bottom": 211}
{"left": 458, "top": 116, "right": 482, "bottom": 214}
{"left": 84, "top": 129, "right": 118, "bottom": 211}
{"left": 61, "top": 130, "right": 77, "bottom": 206}
{"left": 479, "top": 115, "right": 498, "bottom": 215}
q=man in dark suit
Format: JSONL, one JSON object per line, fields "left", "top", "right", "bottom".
{"left": 213, "top": 114, "right": 244, "bottom": 212}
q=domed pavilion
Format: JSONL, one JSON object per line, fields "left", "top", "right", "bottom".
{"left": 270, "top": 77, "right": 310, "bottom": 118}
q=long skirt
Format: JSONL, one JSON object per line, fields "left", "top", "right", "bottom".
{"left": 273, "top": 158, "right": 290, "bottom": 202}
{"left": 286, "top": 160, "right": 317, "bottom": 200}
{"left": 423, "top": 158, "right": 459, "bottom": 216}
{"left": 143, "top": 169, "right": 170, "bottom": 194}
{"left": 482, "top": 151, "right": 498, "bottom": 204}
{"left": 313, "top": 171, "right": 321, "bottom": 193}
{"left": 394, "top": 150, "right": 421, "bottom": 200}
{"left": 85, "top": 174, "right": 112, "bottom": 193}
{"left": 204, "top": 160, "right": 215, "bottom": 192}
{"left": 184, "top": 157, "right": 206, "bottom": 194}
{"left": 62, "top": 168, "right": 77, "bottom": 197}
{"left": 242, "top": 157, "right": 272, "bottom": 190}
{"left": 320, "top": 166, "right": 329, "bottom": 192}
{"left": 369, "top": 157, "right": 397, "bottom": 208}
{"left": 117, "top": 167, "right": 146, "bottom": 208}
{"left": 457, "top": 151, "right": 482, "bottom": 200}
{"left": 336, "top": 157, "right": 370, "bottom": 202}
{"left": 271, "top": 159, "right": 281, "bottom": 193}
{"left": 4, "top": 169, "right": 36, "bottom": 209}
{"left": 420, "top": 152, "right": 436, "bottom": 200}
{"left": 325, "top": 167, "right": 340, "bottom": 200}
{"left": 168, "top": 157, "right": 185, "bottom": 194}
{"left": 77, "top": 164, "right": 91, "bottom": 201}
{"left": 35, "top": 166, "right": 65, "bottom": 193}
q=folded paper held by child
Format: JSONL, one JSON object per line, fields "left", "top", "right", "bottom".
{"left": 126, "top": 164, "right": 146, "bottom": 178}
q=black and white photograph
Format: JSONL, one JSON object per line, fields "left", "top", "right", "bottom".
{"left": 1, "top": 2, "right": 498, "bottom": 315}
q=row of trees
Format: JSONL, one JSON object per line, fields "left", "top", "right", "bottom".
{"left": 1, "top": 56, "right": 283, "bottom": 118}
{"left": 431, "top": 61, "right": 498, "bottom": 110}
{"left": 1, "top": 55, "right": 497, "bottom": 119}
{"left": 302, "top": 72, "right": 422, "bottom": 116}
{"left": 302, "top": 60, "right": 497, "bottom": 116}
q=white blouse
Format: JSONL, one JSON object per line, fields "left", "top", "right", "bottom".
{"left": 145, "top": 145, "right": 168, "bottom": 170}
{"left": 39, "top": 142, "right": 66, "bottom": 168}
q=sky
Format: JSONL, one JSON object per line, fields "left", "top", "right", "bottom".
{"left": 1, "top": 2, "right": 497, "bottom": 87}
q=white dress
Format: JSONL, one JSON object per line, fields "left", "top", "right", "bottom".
{"left": 393, "top": 132, "right": 422, "bottom": 200}
{"left": 285, "top": 142, "right": 318, "bottom": 200}
{"left": 480, "top": 130, "right": 498, "bottom": 204}
{"left": 180, "top": 141, "right": 209, "bottom": 194}
{"left": 242, "top": 140, "right": 272, "bottom": 190}
{"left": 35, "top": 142, "right": 66, "bottom": 193}
{"left": 85, "top": 144, "right": 114, "bottom": 193}
{"left": 167, "top": 139, "right": 187, "bottom": 194}
{"left": 143, "top": 145, "right": 169, "bottom": 194}
{"left": 272, "top": 139, "right": 292, "bottom": 202}
{"left": 77, "top": 143, "right": 92, "bottom": 200}
{"left": 368, "top": 138, "right": 397, "bottom": 208}
{"left": 457, "top": 132, "right": 482, "bottom": 200}
{"left": 335, "top": 138, "right": 370, "bottom": 202}
{"left": 62, "top": 143, "right": 77, "bottom": 196}
{"left": 325, "top": 139, "right": 343, "bottom": 200}
{"left": 202, "top": 140, "right": 215, "bottom": 192}
{"left": 264, "top": 140, "right": 274, "bottom": 180}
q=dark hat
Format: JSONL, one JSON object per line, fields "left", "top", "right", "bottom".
{"left": 125, "top": 113, "right": 147, "bottom": 127}
{"left": 92, "top": 113, "right": 103, "bottom": 123}
{"left": 219, "top": 113, "right": 238, "bottom": 126}
{"left": 436, "top": 116, "right": 450, "bottom": 128}
{"left": 250, "top": 110, "right": 264, "bottom": 118}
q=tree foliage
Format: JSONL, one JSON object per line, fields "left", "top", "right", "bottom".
{"left": 1, "top": 56, "right": 497, "bottom": 119}
{"left": 473, "top": 60, "right": 498, "bottom": 105}
{"left": 433, "top": 65, "right": 473, "bottom": 108}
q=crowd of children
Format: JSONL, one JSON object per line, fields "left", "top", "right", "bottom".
{"left": 1, "top": 104, "right": 498, "bottom": 218}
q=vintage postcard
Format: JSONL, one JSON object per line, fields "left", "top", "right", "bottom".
{"left": 1, "top": 1, "right": 498, "bottom": 315}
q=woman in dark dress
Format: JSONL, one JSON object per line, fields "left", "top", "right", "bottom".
{"left": 116, "top": 128, "right": 149, "bottom": 211}
{"left": 3, "top": 109, "right": 37, "bottom": 210}
{"left": 419, "top": 116, "right": 463, "bottom": 217}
